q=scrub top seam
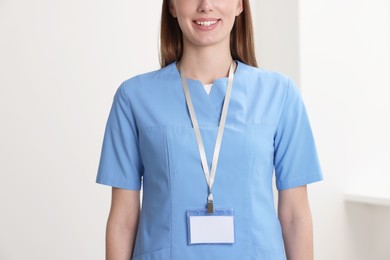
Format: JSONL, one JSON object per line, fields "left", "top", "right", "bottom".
{"left": 118, "top": 81, "right": 144, "bottom": 182}
{"left": 247, "top": 129, "right": 254, "bottom": 255}
{"left": 165, "top": 130, "right": 173, "bottom": 258}
{"left": 274, "top": 78, "right": 292, "bottom": 134}
{"left": 121, "top": 80, "right": 142, "bottom": 146}
{"left": 138, "top": 122, "right": 278, "bottom": 131}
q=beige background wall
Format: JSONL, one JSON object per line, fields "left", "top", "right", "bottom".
{"left": 1, "top": 0, "right": 389, "bottom": 259}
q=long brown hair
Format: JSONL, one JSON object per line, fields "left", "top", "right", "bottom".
{"left": 159, "top": 0, "right": 258, "bottom": 68}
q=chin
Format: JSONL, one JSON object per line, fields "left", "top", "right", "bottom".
{"left": 187, "top": 36, "right": 229, "bottom": 48}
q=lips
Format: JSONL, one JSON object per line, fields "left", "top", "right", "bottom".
{"left": 193, "top": 18, "right": 220, "bottom": 30}
{"left": 195, "top": 20, "right": 218, "bottom": 26}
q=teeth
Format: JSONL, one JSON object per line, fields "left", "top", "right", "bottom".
{"left": 196, "top": 20, "right": 218, "bottom": 27}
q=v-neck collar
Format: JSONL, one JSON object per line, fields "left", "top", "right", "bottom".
{"left": 169, "top": 61, "right": 243, "bottom": 125}
{"left": 169, "top": 60, "right": 242, "bottom": 97}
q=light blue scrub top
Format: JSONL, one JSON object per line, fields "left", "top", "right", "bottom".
{"left": 96, "top": 61, "right": 323, "bottom": 260}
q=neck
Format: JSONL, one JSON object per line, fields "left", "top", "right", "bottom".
{"left": 179, "top": 44, "right": 233, "bottom": 85}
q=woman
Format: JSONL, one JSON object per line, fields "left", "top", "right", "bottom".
{"left": 96, "top": 0, "right": 323, "bottom": 259}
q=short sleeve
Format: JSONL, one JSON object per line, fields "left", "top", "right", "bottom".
{"left": 96, "top": 83, "right": 143, "bottom": 190}
{"left": 274, "top": 79, "right": 323, "bottom": 190}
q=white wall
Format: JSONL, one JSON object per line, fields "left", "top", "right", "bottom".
{"left": 299, "top": 0, "right": 390, "bottom": 259}
{"left": 255, "top": 0, "right": 390, "bottom": 259}
{"left": 254, "top": 0, "right": 300, "bottom": 84}
{"left": 0, "top": 1, "right": 161, "bottom": 259}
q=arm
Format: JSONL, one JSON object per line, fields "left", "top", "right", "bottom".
{"left": 106, "top": 187, "right": 140, "bottom": 260}
{"left": 278, "top": 185, "right": 314, "bottom": 260}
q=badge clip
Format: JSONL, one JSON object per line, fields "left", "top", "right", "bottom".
{"left": 207, "top": 200, "right": 214, "bottom": 214}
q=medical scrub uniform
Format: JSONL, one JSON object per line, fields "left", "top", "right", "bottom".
{"left": 96, "top": 61, "right": 323, "bottom": 260}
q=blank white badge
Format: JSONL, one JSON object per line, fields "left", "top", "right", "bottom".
{"left": 187, "top": 209, "right": 235, "bottom": 245}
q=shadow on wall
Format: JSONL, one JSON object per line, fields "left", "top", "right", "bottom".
{"left": 345, "top": 202, "right": 390, "bottom": 260}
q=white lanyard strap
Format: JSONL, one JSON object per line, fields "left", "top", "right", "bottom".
{"left": 180, "top": 61, "right": 235, "bottom": 213}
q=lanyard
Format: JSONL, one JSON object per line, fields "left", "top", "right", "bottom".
{"left": 180, "top": 61, "right": 236, "bottom": 213}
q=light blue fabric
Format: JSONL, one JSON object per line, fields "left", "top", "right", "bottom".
{"left": 96, "top": 61, "right": 323, "bottom": 260}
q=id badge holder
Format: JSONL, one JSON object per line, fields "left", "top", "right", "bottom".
{"left": 186, "top": 208, "right": 235, "bottom": 245}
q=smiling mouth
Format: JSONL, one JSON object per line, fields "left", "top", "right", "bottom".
{"left": 194, "top": 19, "right": 220, "bottom": 27}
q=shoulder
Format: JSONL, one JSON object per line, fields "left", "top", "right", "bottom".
{"left": 237, "top": 61, "right": 295, "bottom": 89}
{"left": 120, "top": 63, "right": 178, "bottom": 93}
{"left": 237, "top": 61, "right": 298, "bottom": 98}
